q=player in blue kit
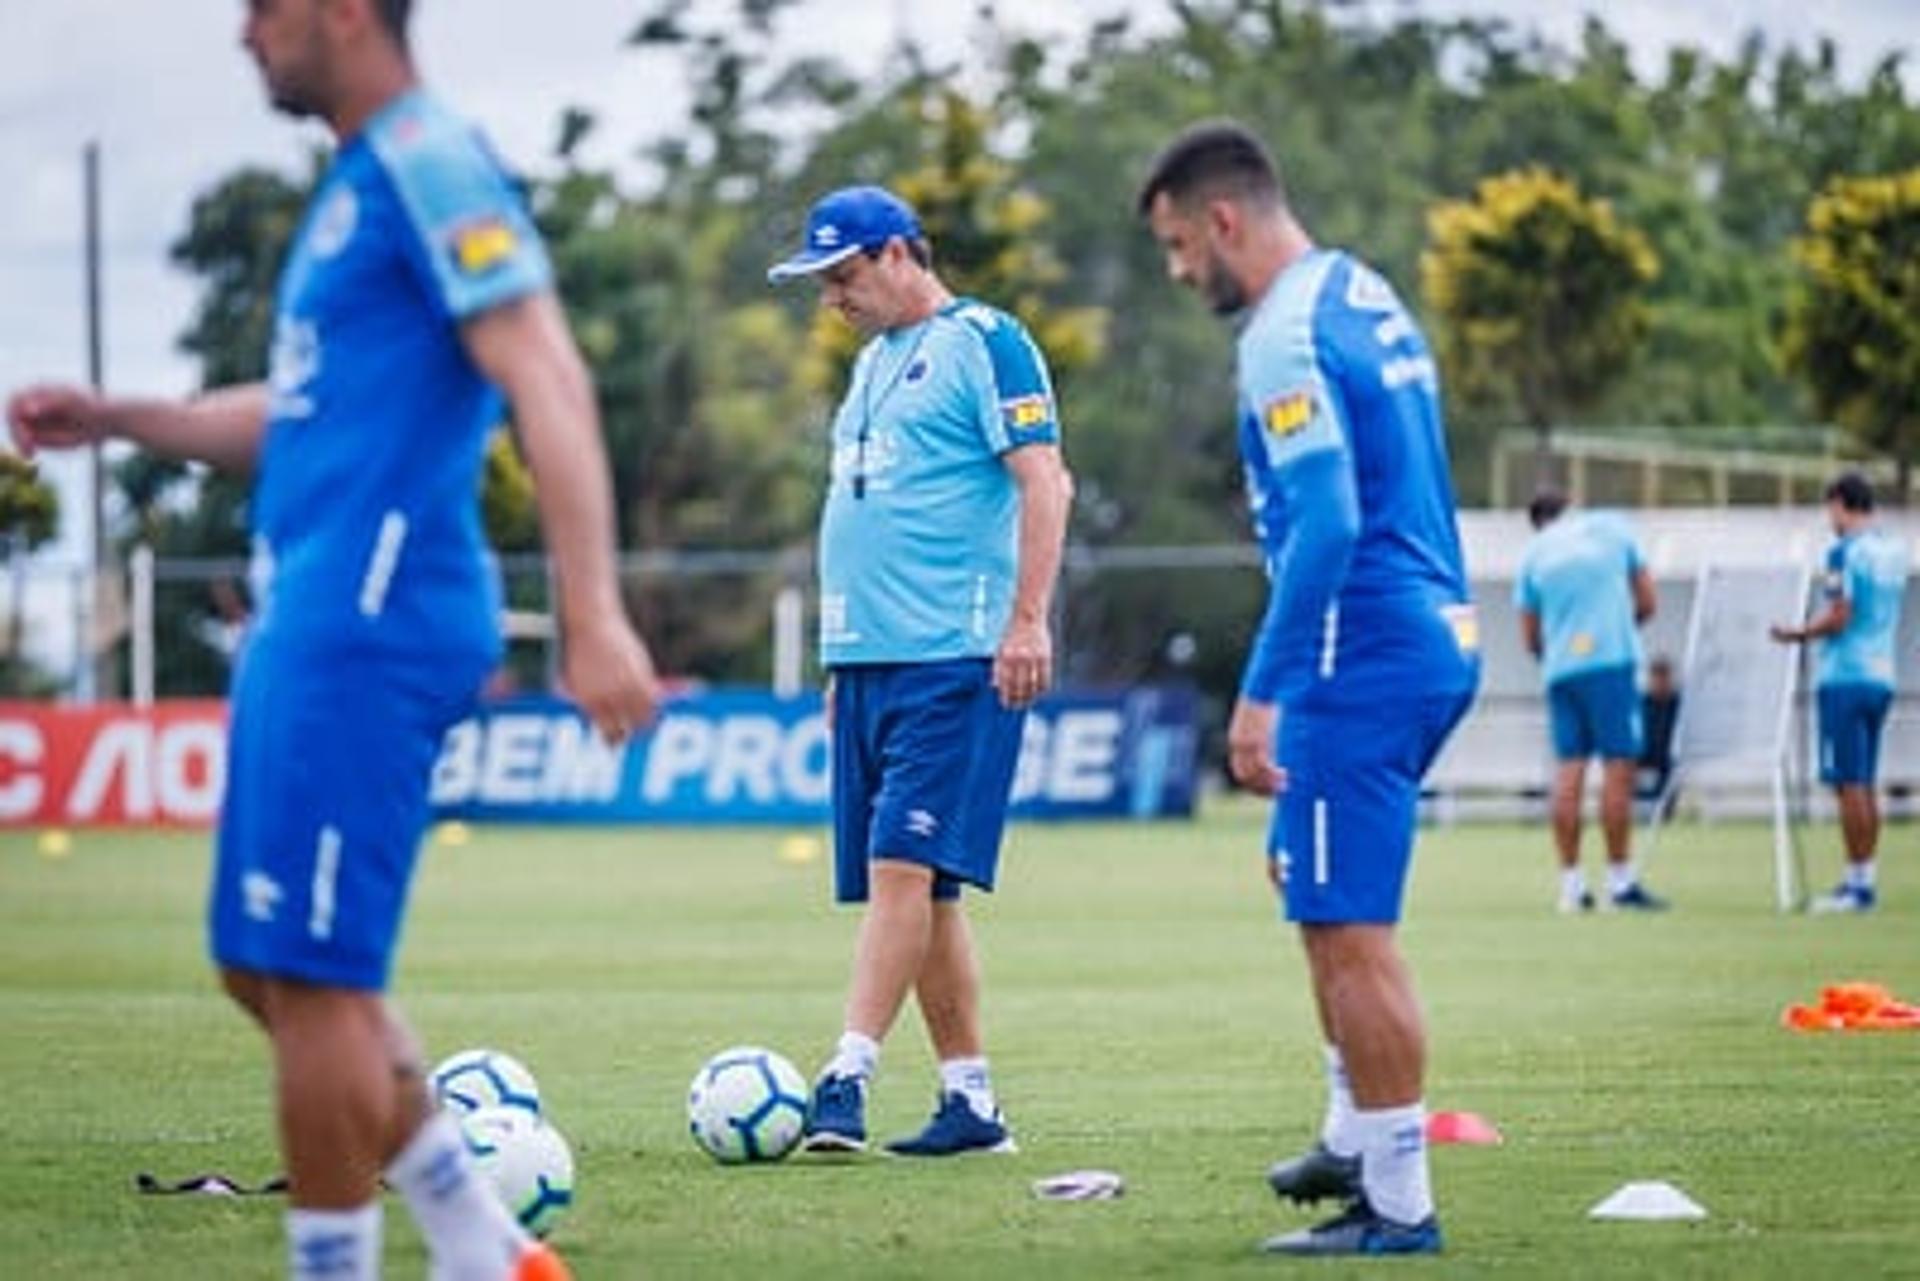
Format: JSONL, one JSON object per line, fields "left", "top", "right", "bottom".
{"left": 1772, "top": 473, "right": 1911, "bottom": 913}
{"left": 1139, "top": 122, "right": 1479, "bottom": 1256}
{"left": 767, "top": 187, "right": 1073, "bottom": 1157}
{"left": 6, "top": 3, "right": 657, "bottom": 1278}
{"left": 1515, "top": 490, "right": 1669, "bottom": 913}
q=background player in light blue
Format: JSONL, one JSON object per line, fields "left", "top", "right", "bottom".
{"left": 1515, "top": 489, "right": 1669, "bottom": 914}
{"left": 1772, "top": 473, "right": 1911, "bottom": 913}
{"left": 6, "top": 3, "right": 657, "bottom": 1278}
{"left": 767, "top": 186, "right": 1072, "bottom": 1157}
{"left": 1140, "top": 121, "right": 1480, "bottom": 1257}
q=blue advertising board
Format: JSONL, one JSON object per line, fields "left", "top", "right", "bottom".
{"left": 430, "top": 686, "right": 1197, "bottom": 824}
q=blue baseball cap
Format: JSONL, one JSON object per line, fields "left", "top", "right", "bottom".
{"left": 767, "top": 186, "right": 923, "bottom": 283}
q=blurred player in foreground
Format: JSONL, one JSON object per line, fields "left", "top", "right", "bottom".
{"left": 1138, "top": 121, "right": 1479, "bottom": 1256}
{"left": 1772, "top": 472, "right": 1909, "bottom": 913}
{"left": 767, "top": 185, "right": 1071, "bottom": 1157}
{"left": 1515, "top": 489, "right": 1669, "bottom": 913}
{"left": 7, "top": 2, "right": 657, "bottom": 1276}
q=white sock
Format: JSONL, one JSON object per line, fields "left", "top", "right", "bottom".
{"left": 386, "top": 1110, "right": 528, "bottom": 1281}
{"left": 1848, "top": 860, "right": 1877, "bottom": 891}
{"left": 287, "top": 1204, "right": 381, "bottom": 1281}
{"left": 1606, "top": 862, "right": 1636, "bottom": 897}
{"left": 1318, "top": 1044, "right": 1359, "bottom": 1158}
{"left": 1353, "top": 1102, "right": 1434, "bottom": 1225}
{"left": 1560, "top": 868, "right": 1588, "bottom": 901}
{"left": 939, "top": 1056, "right": 997, "bottom": 1119}
{"left": 826, "top": 1030, "right": 880, "bottom": 1082}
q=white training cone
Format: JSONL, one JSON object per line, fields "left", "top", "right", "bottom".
{"left": 1588, "top": 1181, "right": 1708, "bottom": 1221}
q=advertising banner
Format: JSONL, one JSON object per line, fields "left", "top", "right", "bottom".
{"left": 0, "top": 687, "right": 1197, "bottom": 828}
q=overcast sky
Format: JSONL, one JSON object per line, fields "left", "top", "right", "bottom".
{"left": 2, "top": 0, "right": 1916, "bottom": 573}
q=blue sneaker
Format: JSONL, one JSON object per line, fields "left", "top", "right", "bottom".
{"left": 1260, "top": 1199, "right": 1443, "bottom": 1256}
{"left": 1610, "top": 883, "right": 1670, "bottom": 912}
{"left": 1810, "top": 883, "right": 1876, "bottom": 914}
{"left": 884, "top": 1092, "right": 1017, "bottom": 1157}
{"left": 800, "top": 1074, "right": 867, "bottom": 1153}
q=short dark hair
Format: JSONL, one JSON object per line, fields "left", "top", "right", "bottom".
{"left": 371, "top": 0, "right": 412, "bottom": 44}
{"left": 867, "top": 237, "right": 933, "bottom": 270}
{"left": 1826, "top": 471, "right": 1875, "bottom": 513}
{"left": 1527, "top": 487, "right": 1569, "bottom": 529}
{"left": 1135, "top": 120, "right": 1284, "bottom": 218}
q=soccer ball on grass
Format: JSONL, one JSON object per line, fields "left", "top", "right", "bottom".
{"left": 687, "top": 1046, "right": 809, "bottom": 1164}
{"left": 459, "top": 1106, "right": 576, "bottom": 1237}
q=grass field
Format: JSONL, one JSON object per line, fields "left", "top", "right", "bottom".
{"left": 2, "top": 808, "right": 1917, "bottom": 1279}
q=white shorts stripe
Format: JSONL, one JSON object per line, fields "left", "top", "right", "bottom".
{"left": 309, "top": 825, "right": 342, "bottom": 941}
{"left": 1313, "top": 798, "right": 1330, "bottom": 887}
{"left": 357, "top": 511, "right": 408, "bottom": 618}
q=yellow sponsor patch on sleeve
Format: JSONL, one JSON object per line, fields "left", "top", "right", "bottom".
{"left": 1441, "top": 604, "right": 1480, "bottom": 654}
{"left": 451, "top": 219, "right": 518, "bottom": 276}
{"left": 1263, "top": 390, "right": 1314, "bottom": 437}
{"left": 1002, "top": 394, "right": 1053, "bottom": 432}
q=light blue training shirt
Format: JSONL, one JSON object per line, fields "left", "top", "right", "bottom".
{"left": 1816, "top": 528, "right": 1909, "bottom": 690}
{"left": 1514, "top": 510, "right": 1647, "bottom": 687}
{"left": 817, "top": 299, "right": 1059, "bottom": 667}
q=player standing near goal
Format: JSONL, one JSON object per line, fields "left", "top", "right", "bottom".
{"left": 6, "top": 2, "right": 657, "bottom": 1277}
{"left": 1137, "top": 122, "right": 1479, "bottom": 1256}
{"left": 766, "top": 186, "right": 1072, "bottom": 1157}
{"left": 1515, "top": 489, "right": 1670, "bottom": 914}
{"left": 1771, "top": 472, "right": 1910, "bottom": 913}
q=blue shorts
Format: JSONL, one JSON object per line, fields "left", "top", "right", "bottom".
{"left": 208, "top": 638, "right": 487, "bottom": 990}
{"left": 831, "top": 659, "right": 1025, "bottom": 904}
{"left": 1547, "top": 665, "right": 1642, "bottom": 761}
{"left": 1269, "top": 688, "right": 1474, "bottom": 925}
{"left": 1818, "top": 683, "right": 1894, "bottom": 786}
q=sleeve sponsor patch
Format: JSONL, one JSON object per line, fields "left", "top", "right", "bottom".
{"left": 1002, "top": 393, "right": 1054, "bottom": 433}
{"left": 1262, "top": 390, "right": 1315, "bottom": 437}
{"left": 450, "top": 218, "right": 519, "bottom": 276}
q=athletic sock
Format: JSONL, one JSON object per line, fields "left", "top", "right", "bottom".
{"left": 939, "top": 1056, "right": 998, "bottom": 1119}
{"left": 1318, "top": 1044, "right": 1359, "bottom": 1158}
{"left": 1560, "top": 868, "right": 1588, "bottom": 902}
{"left": 1848, "top": 860, "right": 1877, "bottom": 891}
{"left": 1354, "top": 1102, "right": 1434, "bottom": 1225}
{"left": 288, "top": 1204, "right": 381, "bottom": 1281}
{"left": 826, "top": 1030, "right": 880, "bottom": 1082}
{"left": 1606, "top": 862, "right": 1636, "bottom": 897}
{"left": 387, "top": 1110, "right": 529, "bottom": 1281}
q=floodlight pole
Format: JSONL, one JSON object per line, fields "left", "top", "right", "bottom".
{"left": 83, "top": 141, "right": 110, "bottom": 703}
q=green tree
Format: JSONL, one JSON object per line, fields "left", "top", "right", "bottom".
{"left": 1422, "top": 167, "right": 1660, "bottom": 483}
{"left": 1781, "top": 167, "right": 1920, "bottom": 499}
{"left": 0, "top": 454, "right": 61, "bottom": 695}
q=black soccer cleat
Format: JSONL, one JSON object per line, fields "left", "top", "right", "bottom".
{"left": 1265, "top": 1142, "right": 1361, "bottom": 1205}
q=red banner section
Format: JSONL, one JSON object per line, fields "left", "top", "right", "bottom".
{"left": 0, "top": 702, "right": 229, "bottom": 827}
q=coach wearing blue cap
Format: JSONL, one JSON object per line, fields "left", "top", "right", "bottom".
{"left": 769, "top": 185, "right": 1072, "bottom": 1157}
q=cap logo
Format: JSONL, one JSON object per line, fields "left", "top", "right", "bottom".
{"left": 814, "top": 224, "right": 842, "bottom": 247}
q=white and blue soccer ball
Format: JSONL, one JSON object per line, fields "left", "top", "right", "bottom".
{"left": 431, "top": 1048, "right": 542, "bottom": 1118}
{"left": 687, "top": 1046, "right": 809, "bottom": 1164}
{"left": 459, "top": 1106, "right": 576, "bottom": 1238}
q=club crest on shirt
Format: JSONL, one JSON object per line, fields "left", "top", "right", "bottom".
{"left": 449, "top": 217, "right": 518, "bottom": 276}
{"left": 1002, "top": 393, "right": 1053, "bottom": 433}
{"left": 904, "top": 355, "right": 931, "bottom": 384}
{"left": 308, "top": 186, "right": 358, "bottom": 260}
{"left": 1262, "top": 389, "right": 1315, "bottom": 437}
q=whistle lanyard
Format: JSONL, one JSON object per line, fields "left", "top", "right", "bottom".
{"left": 853, "top": 318, "right": 935, "bottom": 500}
